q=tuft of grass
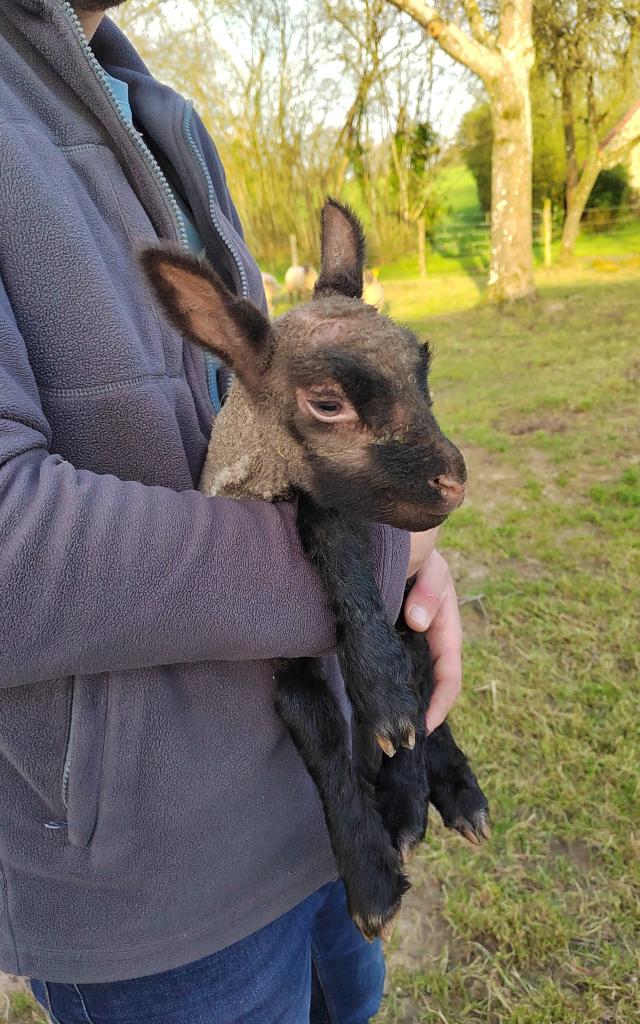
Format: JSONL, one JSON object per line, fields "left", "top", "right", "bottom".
{"left": 1, "top": 991, "right": 48, "bottom": 1023}
{"left": 376, "top": 271, "right": 640, "bottom": 1022}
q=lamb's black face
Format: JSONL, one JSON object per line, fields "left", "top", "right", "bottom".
{"left": 275, "top": 299, "right": 467, "bottom": 531}
{"left": 140, "top": 198, "right": 467, "bottom": 531}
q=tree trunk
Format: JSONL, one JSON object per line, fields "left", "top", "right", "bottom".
{"left": 487, "top": 61, "right": 535, "bottom": 302}
{"left": 385, "top": 0, "right": 535, "bottom": 301}
{"left": 561, "top": 77, "right": 579, "bottom": 212}
{"left": 559, "top": 150, "right": 600, "bottom": 262}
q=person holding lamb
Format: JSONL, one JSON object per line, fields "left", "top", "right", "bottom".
{"left": 1, "top": 2, "right": 475, "bottom": 1021}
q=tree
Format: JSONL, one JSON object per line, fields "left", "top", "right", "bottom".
{"left": 319, "top": 0, "right": 446, "bottom": 262}
{"left": 535, "top": 0, "right": 640, "bottom": 260}
{"left": 459, "top": 76, "right": 566, "bottom": 213}
{"left": 386, "top": 0, "right": 535, "bottom": 302}
{"left": 116, "top": 0, "right": 342, "bottom": 265}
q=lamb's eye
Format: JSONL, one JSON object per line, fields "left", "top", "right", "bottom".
{"left": 311, "top": 400, "right": 342, "bottom": 416}
{"left": 297, "top": 388, "right": 357, "bottom": 423}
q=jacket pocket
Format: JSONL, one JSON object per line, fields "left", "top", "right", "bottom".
{"left": 61, "top": 674, "right": 110, "bottom": 849}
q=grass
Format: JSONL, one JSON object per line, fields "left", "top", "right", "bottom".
{"left": 376, "top": 270, "right": 640, "bottom": 1022}
{"left": 0, "top": 991, "right": 47, "bottom": 1023}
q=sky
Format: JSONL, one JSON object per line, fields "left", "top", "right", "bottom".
{"left": 116, "top": 0, "right": 478, "bottom": 142}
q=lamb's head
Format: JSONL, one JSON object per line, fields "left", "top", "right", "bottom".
{"left": 141, "top": 199, "right": 466, "bottom": 531}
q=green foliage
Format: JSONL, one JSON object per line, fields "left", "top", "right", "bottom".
{"left": 458, "top": 103, "right": 492, "bottom": 213}
{"left": 587, "top": 165, "right": 632, "bottom": 210}
{"left": 387, "top": 121, "right": 441, "bottom": 217}
{"left": 530, "top": 74, "right": 566, "bottom": 209}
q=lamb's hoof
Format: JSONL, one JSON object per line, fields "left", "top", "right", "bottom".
{"left": 376, "top": 725, "right": 417, "bottom": 757}
{"left": 452, "top": 808, "right": 491, "bottom": 846}
{"left": 402, "top": 728, "right": 416, "bottom": 751}
{"left": 353, "top": 904, "right": 402, "bottom": 944}
{"left": 376, "top": 735, "right": 396, "bottom": 758}
{"left": 380, "top": 909, "right": 401, "bottom": 944}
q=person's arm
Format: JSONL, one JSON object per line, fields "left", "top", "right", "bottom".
{"left": 0, "top": 280, "right": 410, "bottom": 688}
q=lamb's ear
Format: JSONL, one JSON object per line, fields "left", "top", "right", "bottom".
{"left": 140, "top": 247, "right": 273, "bottom": 390}
{"left": 313, "top": 198, "right": 365, "bottom": 300}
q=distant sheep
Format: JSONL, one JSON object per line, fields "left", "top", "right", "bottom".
{"left": 284, "top": 264, "right": 318, "bottom": 304}
{"left": 363, "top": 269, "right": 385, "bottom": 311}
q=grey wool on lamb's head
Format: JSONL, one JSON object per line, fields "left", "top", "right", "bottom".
{"left": 141, "top": 200, "right": 466, "bottom": 531}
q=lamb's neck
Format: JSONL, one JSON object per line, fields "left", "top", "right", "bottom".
{"left": 199, "top": 384, "right": 295, "bottom": 501}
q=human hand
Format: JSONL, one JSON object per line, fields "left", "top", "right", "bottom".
{"left": 404, "top": 545, "right": 462, "bottom": 733}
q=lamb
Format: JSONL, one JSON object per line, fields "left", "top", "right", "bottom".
{"left": 284, "top": 263, "right": 318, "bottom": 304}
{"left": 363, "top": 268, "right": 385, "bottom": 312}
{"left": 141, "top": 199, "right": 489, "bottom": 941}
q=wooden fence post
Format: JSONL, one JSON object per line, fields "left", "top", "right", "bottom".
{"left": 542, "top": 199, "right": 552, "bottom": 268}
{"left": 289, "top": 234, "right": 299, "bottom": 267}
{"left": 417, "top": 216, "right": 427, "bottom": 281}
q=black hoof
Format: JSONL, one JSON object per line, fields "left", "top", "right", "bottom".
{"left": 345, "top": 854, "right": 410, "bottom": 943}
{"left": 439, "top": 784, "right": 490, "bottom": 846}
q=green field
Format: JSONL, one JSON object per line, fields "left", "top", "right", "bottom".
{"left": 378, "top": 163, "right": 640, "bottom": 283}
{"left": 378, "top": 266, "right": 640, "bottom": 1023}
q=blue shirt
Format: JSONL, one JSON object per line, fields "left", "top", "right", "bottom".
{"left": 105, "top": 72, "right": 222, "bottom": 408}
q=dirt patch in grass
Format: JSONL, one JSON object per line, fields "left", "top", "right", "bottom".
{"left": 505, "top": 412, "right": 569, "bottom": 436}
{"left": 388, "top": 874, "right": 454, "bottom": 974}
{"left": 548, "top": 837, "right": 593, "bottom": 872}
{"left": 461, "top": 445, "right": 524, "bottom": 520}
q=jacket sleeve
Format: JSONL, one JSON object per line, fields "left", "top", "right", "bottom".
{"left": 0, "top": 279, "right": 410, "bottom": 687}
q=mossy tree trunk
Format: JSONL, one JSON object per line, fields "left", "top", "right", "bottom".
{"left": 487, "top": 60, "right": 534, "bottom": 301}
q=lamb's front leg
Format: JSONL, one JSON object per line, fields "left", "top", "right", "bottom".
{"left": 296, "top": 494, "right": 419, "bottom": 754}
{"left": 274, "top": 657, "right": 409, "bottom": 940}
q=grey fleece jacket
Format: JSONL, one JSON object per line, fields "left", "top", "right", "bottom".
{"left": 0, "top": 0, "right": 410, "bottom": 984}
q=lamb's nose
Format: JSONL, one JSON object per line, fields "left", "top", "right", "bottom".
{"left": 431, "top": 474, "right": 466, "bottom": 508}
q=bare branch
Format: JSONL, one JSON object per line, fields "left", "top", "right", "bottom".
{"left": 599, "top": 100, "right": 640, "bottom": 167}
{"left": 498, "top": 0, "right": 532, "bottom": 51}
{"left": 461, "top": 0, "right": 496, "bottom": 47}
{"left": 386, "top": 0, "right": 501, "bottom": 80}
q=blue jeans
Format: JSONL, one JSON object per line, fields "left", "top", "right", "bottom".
{"left": 31, "top": 881, "right": 385, "bottom": 1024}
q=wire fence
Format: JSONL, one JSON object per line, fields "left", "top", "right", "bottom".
{"left": 430, "top": 203, "right": 640, "bottom": 259}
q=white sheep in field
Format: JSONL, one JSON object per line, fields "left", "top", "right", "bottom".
{"left": 284, "top": 264, "right": 318, "bottom": 304}
{"left": 261, "top": 272, "right": 281, "bottom": 316}
{"left": 363, "top": 269, "right": 385, "bottom": 312}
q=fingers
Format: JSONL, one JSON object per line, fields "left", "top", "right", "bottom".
{"left": 403, "top": 550, "right": 463, "bottom": 732}
{"left": 424, "top": 582, "right": 462, "bottom": 732}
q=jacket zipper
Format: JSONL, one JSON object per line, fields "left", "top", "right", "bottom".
{"left": 61, "top": 679, "right": 76, "bottom": 808}
{"left": 58, "top": 1, "right": 189, "bottom": 252}
{"left": 57, "top": 4, "right": 189, "bottom": 809}
{"left": 182, "top": 105, "right": 249, "bottom": 299}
